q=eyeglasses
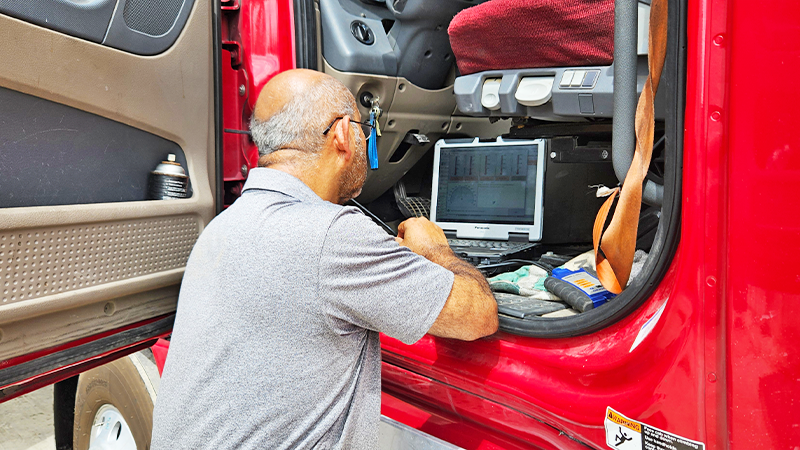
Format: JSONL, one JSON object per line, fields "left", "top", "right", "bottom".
{"left": 323, "top": 116, "right": 375, "bottom": 141}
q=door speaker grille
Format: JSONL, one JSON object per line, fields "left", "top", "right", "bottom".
{"left": 0, "top": 216, "right": 199, "bottom": 305}
{"left": 123, "top": 0, "right": 184, "bottom": 37}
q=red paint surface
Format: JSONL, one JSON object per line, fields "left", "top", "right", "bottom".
{"left": 220, "top": 0, "right": 295, "bottom": 204}
{"left": 381, "top": 390, "right": 558, "bottom": 450}
{"left": 381, "top": 259, "right": 688, "bottom": 449}
{"left": 152, "top": 338, "right": 170, "bottom": 376}
{"left": 380, "top": 0, "right": 800, "bottom": 449}
{"left": 723, "top": 0, "right": 800, "bottom": 447}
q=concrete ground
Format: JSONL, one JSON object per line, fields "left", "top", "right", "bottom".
{"left": 0, "top": 386, "right": 55, "bottom": 450}
{"left": 0, "top": 380, "right": 455, "bottom": 450}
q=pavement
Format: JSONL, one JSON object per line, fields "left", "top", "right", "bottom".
{"left": 0, "top": 380, "right": 453, "bottom": 450}
{"left": 0, "top": 386, "right": 55, "bottom": 450}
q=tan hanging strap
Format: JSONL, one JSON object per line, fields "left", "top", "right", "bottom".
{"left": 593, "top": 0, "right": 668, "bottom": 294}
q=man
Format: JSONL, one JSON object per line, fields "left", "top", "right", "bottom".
{"left": 151, "top": 69, "right": 497, "bottom": 449}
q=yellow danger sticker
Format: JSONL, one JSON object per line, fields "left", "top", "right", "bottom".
{"left": 604, "top": 407, "right": 705, "bottom": 450}
{"left": 606, "top": 409, "right": 642, "bottom": 433}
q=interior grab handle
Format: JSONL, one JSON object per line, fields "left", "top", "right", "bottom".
{"left": 613, "top": 0, "right": 664, "bottom": 207}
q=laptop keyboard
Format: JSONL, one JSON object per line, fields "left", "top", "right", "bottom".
{"left": 447, "top": 239, "right": 531, "bottom": 251}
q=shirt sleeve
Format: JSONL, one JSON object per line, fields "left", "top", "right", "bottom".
{"left": 318, "top": 207, "right": 454, "bottom": 345}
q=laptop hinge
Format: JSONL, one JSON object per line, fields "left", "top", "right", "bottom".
{"left": 444, "top": 231, "right": 458, "bottom": 239}
{"left": 508, "top": 232, "right": 530, "bottom": 243}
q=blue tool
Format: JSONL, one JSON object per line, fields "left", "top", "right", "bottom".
{"left": 368, "top": 110, "right": 379, "bottom": 170}
{"left": 545, "top": 268, "right": 616, "bottom": 312}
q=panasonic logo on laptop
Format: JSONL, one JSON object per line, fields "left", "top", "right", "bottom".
{"left": 474, "top": 226, "right": 490, "bottom": 230}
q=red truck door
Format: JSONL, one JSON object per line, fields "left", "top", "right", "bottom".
{"left": 0, "top": 0, "right": 220, "bottom": 401}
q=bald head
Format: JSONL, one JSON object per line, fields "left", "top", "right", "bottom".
{"left": 253, "top": 69, "right": 326, "bottom": 123}
{"left": 250, "top": 69, "right": 359, "bottom": 165}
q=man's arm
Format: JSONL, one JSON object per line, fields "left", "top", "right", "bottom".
{"left": 396, "top": 218, "right": 498, "bottom": 341}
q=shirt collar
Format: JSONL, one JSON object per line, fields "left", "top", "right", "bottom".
{"left": 242, "top": 168, "right": 323, "bottom": 203}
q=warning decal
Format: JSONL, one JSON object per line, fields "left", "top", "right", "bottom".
{"left": 604, "top": 407, "right": 705, "bottom": 450}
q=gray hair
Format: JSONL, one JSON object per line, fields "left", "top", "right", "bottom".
{"left": 250, "top": 77, "right": 359, "bottom": 159}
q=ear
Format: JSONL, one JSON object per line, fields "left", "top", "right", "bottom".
{"left": 331, "top": 115, "right": 354, "bottom": 163}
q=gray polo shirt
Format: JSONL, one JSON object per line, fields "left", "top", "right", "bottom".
{"left": 151, "top": 168, "right": 453, "bottom": 450}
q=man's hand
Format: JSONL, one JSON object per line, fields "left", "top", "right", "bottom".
{"left": 396, "top": 218, "right": 498, "bottom": 341}
{"left": 395, "top": 217, "right": 450, "bottom": 262}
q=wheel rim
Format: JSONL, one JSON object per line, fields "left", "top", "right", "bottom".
{"left": 88, "top": 404, "right": 138, "bottom": 450}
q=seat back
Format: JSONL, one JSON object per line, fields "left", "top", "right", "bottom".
{"left": 448, "top": 0, "right": 614, "bottom": 76}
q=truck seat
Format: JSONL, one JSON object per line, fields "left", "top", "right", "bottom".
{"left": 448, "top": 0, "right": 653, "bottom": 120}
{"left": 447, "top": 0, "right": 614, "bottom": 76}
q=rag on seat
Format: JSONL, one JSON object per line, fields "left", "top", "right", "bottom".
{"left": 488, "top": 264, "right": 559, "bottom": 300}
{"left": 488, "top": 250, "right": 599, "bottom": 301}
{"left": 487, "top": 250, "right": 649, "bottom": 315}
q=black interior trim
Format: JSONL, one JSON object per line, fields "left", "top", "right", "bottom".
{"left": 0, "top": 87, "right": 192, "bottom": 208}
{"left": 0, "top": 0, "right": 116, "bottom": 43}
{"left": 213, "top": 0, "right": 224, "bottom": 215}
{"left": 497, "top": 0, "right": 686, "bottom": 338}
{"left": 294, "top": 0, "right": 318, "bottom": 70}
{"left": 0, "top": 315, "right": 174, "bottom": 397}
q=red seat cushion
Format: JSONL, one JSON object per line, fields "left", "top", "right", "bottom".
{"left": 448, "top": 0, "right": 614, "bottom": 76}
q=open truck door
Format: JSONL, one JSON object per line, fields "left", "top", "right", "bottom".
{"left": 0, "top": 0, "right": 220, "bottom": 401}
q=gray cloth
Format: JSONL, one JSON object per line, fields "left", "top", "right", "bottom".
{"left": 151, "top": 168, "right": 453, "bottom": 450}
{"left": 627, "top": 249, "right": 649, "bottom": 286}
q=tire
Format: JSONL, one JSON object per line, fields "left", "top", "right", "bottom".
{"left": 73, "top": 351, "right": 160, "bottom": 450}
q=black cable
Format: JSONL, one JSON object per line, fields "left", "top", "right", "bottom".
{"left": 224, "top": 128, "right": 252, "bottom": 135}
{"left": 477, "top": 259, "right": 535, "bottom": 269}
{"left": 653, "top": 135, "right": 666, "bottom": 151}
{"left": 477, "top": 259, "right": 553, "bottom": 274}
{"left": 348, "top": 199, "right": 396, "bottom": 236}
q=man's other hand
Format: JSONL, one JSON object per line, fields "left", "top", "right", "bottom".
{"left": 396, "top": 218, "right": 498, "bottom": 341}
{"left": 396, "top": 217, "right": 450, "bottom": 261}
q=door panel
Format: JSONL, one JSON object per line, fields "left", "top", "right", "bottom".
{"left": 0, "top": 0, "right": 117, "bottom": 42}
{"left": 0, "top": 0, "right": 216, "bottom": 389}
{"left": 0, "top": 87, "right": 191, "bottom": 207}
{"left": 315, "top": 0, "right": 508, "bottom": 204}
{"left": 0, "top": 0, "right": 196, "bottom": 55}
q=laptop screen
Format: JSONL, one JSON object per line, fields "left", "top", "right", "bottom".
{"left": 435, "top": 144, "right": 540, "bottom": 224}
{"left": 431, "top": 138, "right": 546, "bottom": 241}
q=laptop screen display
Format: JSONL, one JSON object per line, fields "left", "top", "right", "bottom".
{"left": 435, "top": 144, "right": 540, "bottom": 225}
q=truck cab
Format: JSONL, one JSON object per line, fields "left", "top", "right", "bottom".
{"left": 0, "top": 0, "right": 797, "bottom": 449}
